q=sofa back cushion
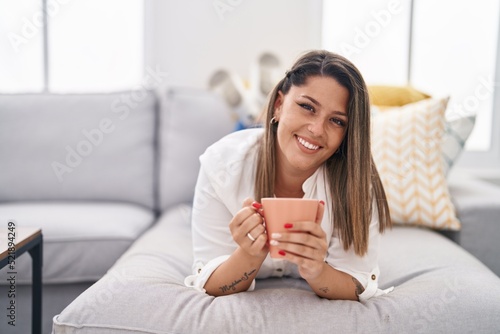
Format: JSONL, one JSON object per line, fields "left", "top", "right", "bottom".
{"left": 0, "top": 91, "right": 157, "bottom": 209}
{"left": 159, "top": 87, "right": 234, "bottom": 210}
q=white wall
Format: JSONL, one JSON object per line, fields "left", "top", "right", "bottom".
{"left": 145, "top": 0, "right": 323, "bottom": 89}
{"left": 144, "top": 0, "right": 500, "bottom": 178}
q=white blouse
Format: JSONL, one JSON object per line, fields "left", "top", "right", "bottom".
{"left": 184, "top": 128, "right": 393, "bottom": 302}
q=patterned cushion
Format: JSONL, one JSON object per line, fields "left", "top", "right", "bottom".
{"left": 369, "top": 85, "right": 476, "bottom": 178}
{"left": 372, "top": 103, "right": 476, "bottom": 177}
{"left": 371, "top": 97, "right": 461, "bottom": 230}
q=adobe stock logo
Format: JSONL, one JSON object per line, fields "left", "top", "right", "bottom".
{"left": 7, "top": 0, "right": 73, "bottom": 53}
{"left": 447, "top": 75, "right": 495, "bottom": 119}
{"left": 339, "top": 0, "right": 403, "bottom": 58}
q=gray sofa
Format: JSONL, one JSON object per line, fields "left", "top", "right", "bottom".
{"left": 0, "top": 88, "right": 499, "bottom": 334}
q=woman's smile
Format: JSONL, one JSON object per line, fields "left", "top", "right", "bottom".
{"left": 295, "top": 135, "right": 321, "bottom": 152}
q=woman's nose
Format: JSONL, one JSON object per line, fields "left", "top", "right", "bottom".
{"left": 307, "top": 118, "right": 325, "bottom": 136}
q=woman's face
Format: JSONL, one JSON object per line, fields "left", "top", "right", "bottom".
{"left": 274, "top": 75, "right": 349, "bottom": 177}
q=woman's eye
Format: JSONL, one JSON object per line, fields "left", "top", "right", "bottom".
{"left": 299, "top": 103, "right": 314, "bottom": 112}
{"left": 331, "top": 118, "right": 346, "bottom": 127}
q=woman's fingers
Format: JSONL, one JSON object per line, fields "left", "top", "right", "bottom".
{"left": 239, "top": 211, "right": 264, "bottom": 238}
{"left": 246, "top": 222, "right": 266, "bottom": 241}
{"left": 280, "top": 220, "right": 326, "bottom": 239}
{"left": 229, "top": 198, "right": 268, "bottom": 256}
{"left": 271, "top": 236, "right": 325, "bottom": 261}
{"left": 271, "top": 228, "right": 326, "bottom": 280}
{"left": 269, "top": 219, "right": 327, "bottom": 261}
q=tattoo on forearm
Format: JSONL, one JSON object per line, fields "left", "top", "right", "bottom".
{"left": 352, "top": 277, "right": 365, "bottom": 296}
{"left": 319, "top": 287, "right": 329, "bottom": 294}
{"left": 219, "top": 269, "right": 257, "bottom": 293}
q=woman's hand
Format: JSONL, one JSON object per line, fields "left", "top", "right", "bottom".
{"left": 229, "top": 198, "right": 269, "bottom": 258}
{"left": 269, "top": 201, "right": 327, "bottom": 280}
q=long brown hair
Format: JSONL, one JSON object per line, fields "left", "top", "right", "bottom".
{"left": 255, "top": 50, "right": 391, "bottom": 256}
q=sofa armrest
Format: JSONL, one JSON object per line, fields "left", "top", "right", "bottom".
{"left": 448, "top": 168, "right": 500, "bottom": 276}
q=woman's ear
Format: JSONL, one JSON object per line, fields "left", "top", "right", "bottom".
{"left": 273, "top": 91, "right": 284, "bottom": 119}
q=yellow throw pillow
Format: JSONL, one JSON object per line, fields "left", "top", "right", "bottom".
{"left": 368, "top": 85, "right": 430, "bottom": 108}
{"left": 371, "top": 97, "right": 460, "bottom": 230}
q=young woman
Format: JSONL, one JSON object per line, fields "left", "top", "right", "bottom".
{"left": 185, "top": 50, "right": 392, "bottom": 301}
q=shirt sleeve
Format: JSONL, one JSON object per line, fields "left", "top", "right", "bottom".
{"left": 184, "top": 166, "right": 256, "bottom": 293}
{"left": 325, "top": 205, "right": 393, "bottom": 302}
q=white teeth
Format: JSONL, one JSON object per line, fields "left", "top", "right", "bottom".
{"left": 297, "top": 136, "right": 319, "bottom": 150}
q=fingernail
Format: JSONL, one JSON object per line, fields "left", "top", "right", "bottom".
{"left": 271, "top": 233, "right": 281, "bottom": 239}
{"left": 252, "top": 202, "right": 262, "bottom": 210}
{"left": 278, "top": 250, "right": 286, "bottom": 256}
{"left": 284, "top": 223, "right": 293, "bottom": 229}
{"left": 270, "top": 240, "right": 279, "bottom": 246}
{"left": 319, "top": 200, "right": 325, "bottom": 206}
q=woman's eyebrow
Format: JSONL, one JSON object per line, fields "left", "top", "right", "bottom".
{"left": 300, "top": 94, "right": 348, "bottom": 116}
{"left": 301, "top": 94, "right": 321, "bottom": 106}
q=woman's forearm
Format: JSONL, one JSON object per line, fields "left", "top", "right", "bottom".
{"left": 204, "top": 247, "right": 267, "bottom": 296}
{"left": 306, "top": 262, "right": 364, "bottom": 301}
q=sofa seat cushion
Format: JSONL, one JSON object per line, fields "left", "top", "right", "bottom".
{"left": 53, "top": 204, "right": 500, "bottom": 334}
{"left": 0, "top": 201, "right": 155, "bottom": 284}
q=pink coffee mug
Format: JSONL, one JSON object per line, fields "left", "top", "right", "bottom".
{"left": 261, "top": 198, "right": 320, "bottom": 258}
